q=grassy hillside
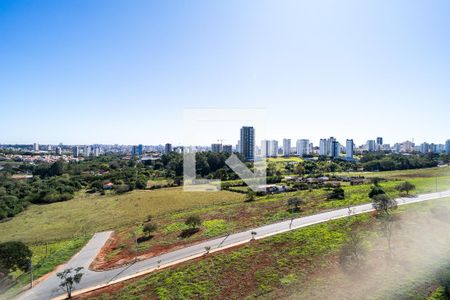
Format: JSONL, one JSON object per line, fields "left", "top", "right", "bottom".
{"left": 0, "top": 188, "right": 243, "bottom": 244}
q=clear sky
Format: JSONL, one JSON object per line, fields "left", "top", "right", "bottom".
{"left": 1, "top": 0, "right": 450, "bottom": 146}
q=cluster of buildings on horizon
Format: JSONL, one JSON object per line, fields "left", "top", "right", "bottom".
{"left": 2, "top": 128, "right": 450, "bottom": 162}
{"left": 230, "top": 126, "right": 450, "bottom": 162}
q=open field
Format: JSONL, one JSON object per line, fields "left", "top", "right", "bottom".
{"left": 92, "top": 169, "right": 450, "bottom": 269}
{"left": 334, "top": 165, "right": 450, "bottom": 179}
{"left": 2, "top": 166, "right": 450, "bottom": 297}
{"left": 2, "top": 167, "right": 449, "bottom": 267}
{"left": 79, "top": 198, "right": 450, "bottom": 300}
{"left": 267, "top": 157, "right": 304, "bottom": 163}
{"left": 0, "top": 188, "right": 244, "bottom": 244}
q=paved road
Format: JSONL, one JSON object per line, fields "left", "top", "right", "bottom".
{"left": 17, "top": 190, "right": 450, "bottom": 300}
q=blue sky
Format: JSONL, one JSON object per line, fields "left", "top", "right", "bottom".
{"left": 1, "top": 0, "right": 450, "bottom": 146}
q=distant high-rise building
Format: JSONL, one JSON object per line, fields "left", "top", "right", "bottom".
{"left": 308, "top": 142, "right": 314, "bottom": 155}
{"left": 331, "top": 140, "right": 340, "bottom": 158}
{"left": 319, "top": 139, "right": 327, "bottom": 156}
{"left": 282, "top": 139, "right": 291, "bottom": 157}
{"left": 261, "top": 140, "right": 270, "bottom": 157}
{"left": 376, "top": 137, "right": 383, "bottom": 145}
{"left": 47, "top": 145, "right": 52, "bottom": 151}
{"left": 296, "top": 139, "right": 310, "bottom": 157}
{"left": 393, "top": 143, "right": 401, "bottom": 153}
{"left": 240, "top": 126, "right": 255, "bottom": 161}
{"left": 211, "top": 143, "right": 223, "bottom": 153}
{"left": 328, "top": 137, "right": 336, "bottom": 156}
{"left": 429, "top": 143, "right": 437, "bottom": 154}
{"left": 269, "top": 140, "right": 278, "bottom": 157}
{"left": 93, "top": 147, "right": 100, "bottom": 157}
{"left": 446, "top": 140, "right": 450, "bottom": 154}
{"left": 84, "top": 146, "right": 91, "bottom": 157}
{"left": 319, "top": 137, "right": 336, "bottom": 157}
{"left": 137, "top": 144, "right": 143, "bottom": 156}
{"left": 420, "top": 143, "right": 430, "bottom": 154}
{"left": 72, "top": 146, "right": 80, "bottom": 157}
{"left": 346, "top": 139, "right": 354, "bottom": 159}
{"left": 366, "top": 140, "right": 376, "bottom": 152}
{"left": 222, "top": 145, "right": 233, "bottom": 153}
{"left": 400, "top": 141, "right": 415, "bottom": 153}
{"left": 33, "top": 143, "right": 39, "bottom": 152}
{"left": 165, "top": 143, "right": 172, "bottom": 154}
{"left": 56, "top": 147, "right": 62, "bottom": 155}
{"left": 236, "top": 140, "right": 241, "bottom": 153}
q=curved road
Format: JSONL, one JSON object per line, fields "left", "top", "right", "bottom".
{"left": 17, "top": 190, "right": 450, "bottom": 300}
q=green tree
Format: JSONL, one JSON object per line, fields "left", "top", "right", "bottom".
{"left": 368, "top": 185, "right": 386, "bottom": 199}
{"left": 0, "top": 241, "right": 32, "bottom": 273}
{"left": 328, "top": 187, "right": 345, "bottom": 200}
{"left": 287, "top": 197, "right": 304, "bottom": 213}
{"left": 339, "top": 231, "right": 367, "bottom": 271}
{"left": 395, "top": 181, "right": 416, "bottom": 196}
{"left": 245, "top": 189, "right": 256, "bottom": 202}
{"left": 372, "top": 194, "right": 397, "bottom": 215}
{"left": 143, "top": 222, "right": 157, "bottom": 237}
{"left": 56, "top": 267, "right": 84, "bottom": 299}
{"left": 185, "top": 215, "right": 201, "bottom": 230}
{"left": 49, "top": 161, "right": 64, "bottom": 177}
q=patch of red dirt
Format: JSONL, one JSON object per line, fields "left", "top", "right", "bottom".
{"left": 90, "top": 231, "right": 209, "bottom": 271}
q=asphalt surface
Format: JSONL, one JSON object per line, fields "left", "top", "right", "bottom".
{"left": 16, "top": 189, "right": 450, "bottom": 300}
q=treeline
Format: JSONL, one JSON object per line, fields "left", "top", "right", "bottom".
{"left": 284, "top": 159, "right": 357, "bottom": 176}
{"left": 154, "top": 152, "right": 245, "bottom": 181}
{"left": 360, "top": 153, "right": 439, "bottom": 171}
{"left": 0, "top": 156, "right": 157, "bottom": 220}
{"left": 0, "top": 173, "right": 84, "bottom": 219}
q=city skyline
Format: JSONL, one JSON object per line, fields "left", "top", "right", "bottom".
{"left": 2, "top": 1, "right": 450, "bottom": 145}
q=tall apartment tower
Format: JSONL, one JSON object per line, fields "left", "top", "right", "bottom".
{"left": 366, "top": 140, "right": 376, "bottom": 152}
{"left": 346, "top": 139, "right": 354, "bottom": 160}
{"left": 84, "top": 146, "right": 92, "bottom": 157}
{"left": 222, "top": 145, "right": 233, "bottom": 153}
{"left": 331, "top": 141, "right": 340, "bottom": 158}
{"left": 261, "top": 140, "right": 270, "bottom": 157}
{"left": 319, "top": 139, "right": 327, "bottom": 156}
{"left": 240, "top": 126, "right": 255, "bottom": 161}
{"left": 211, "top": 143, "right": 223, "bottom": 153}
{"left": 269, "top": 140, "right": 278, "bottom": 157}
{"left": 165, "top": 143, "right": 172, "bottom": 154}
{"left": 296, "top": 139, "right": 310, "bottom": 157}
{"left": 446, "top": 140, "right": 450, "bottom": 154}
{"left": 282, "top": 139, "right": 291, "bottom": 157}
{"left": 72, "top": 146, "right": 80, "bottom": 157}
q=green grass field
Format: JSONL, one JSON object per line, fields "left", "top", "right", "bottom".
{"left": 0, "top": 188, "right": 244, "bottom": 244}
{"left": 267, "top": 157, "right": 304, "bottom": 163}
{"left": 92, "top": 168, "right": 450, "bottom": 269}
{"left": 334, "top": 165, "right": 450, "bottom": 179}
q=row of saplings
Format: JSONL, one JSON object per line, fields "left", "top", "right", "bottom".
{"left": 286, "top": 180, "right": 416, "bottom": 214}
